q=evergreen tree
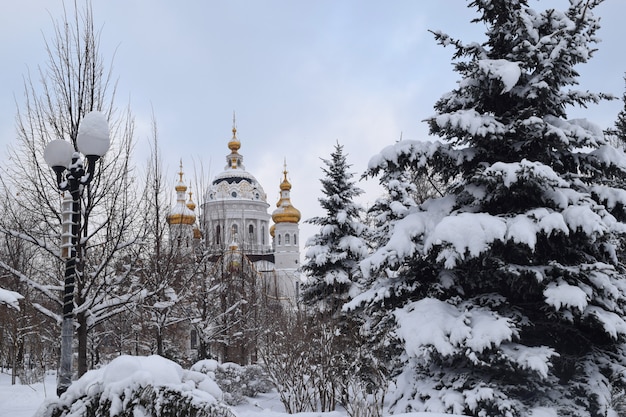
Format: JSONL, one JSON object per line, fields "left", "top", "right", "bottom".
{"left": 301, "top": 142, "right": 369, "bottom": 313}
{"left": 606, "top": 74, "right": 626, "bottom": 148}
{"left": 353, "top": 1, "right": 626, "bottom": 416}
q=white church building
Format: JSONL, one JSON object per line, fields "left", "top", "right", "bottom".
{"left": 166, "top": 122, "right": 302, "bottom": 305}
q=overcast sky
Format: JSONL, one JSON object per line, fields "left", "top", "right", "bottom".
{"left": 1, "top": 0, "right": 625, "bottom": 247}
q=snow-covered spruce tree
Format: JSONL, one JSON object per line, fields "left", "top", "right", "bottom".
{"left": 351, "top": 1, "right": 626, "bottom": 416}
{"left": 606, "top": 74, "right": 626, "bottom": 149}
{"left": 301, "top": 142, "right": 369, "bottom": 312}
{"left": 299, "top": 143, "right": 388, "bottom": 416}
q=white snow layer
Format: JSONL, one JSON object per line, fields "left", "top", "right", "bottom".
{"left": 394, "top": 298, "right": 516, "bottom": 357}
{"left": 477, "top": 59, "right": 522, "bottom": 93}
{"left": 34, "top": 355, "right": 222, "bottom": 417}
{"left": 544, "top": 282, "right": 589, "bottom": 312}
{"left": 394, "top": 298, "right": 558, "bottom": 379}
{"left": 363, "top": 156, "right": 626, "bottom": 272}
{"left": 0, "top": 287, "right": 23, "bottom": 310}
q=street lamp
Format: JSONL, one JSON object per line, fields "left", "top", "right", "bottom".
{"left": 43, "top": 111, "right": 110, "bottom": 396}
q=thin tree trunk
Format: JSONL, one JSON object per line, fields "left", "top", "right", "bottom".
{"left": 77, "top": 311, "right": 88, "bottom": 376}
{"left": 156, "top": 329, "right": 164, "bottom": 356}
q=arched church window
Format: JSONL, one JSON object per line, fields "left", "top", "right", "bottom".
{"left": 248, "top": 225, "right": 254, "bottom": 243}
{"left": 285, "top": 234, "right": 290, "bottom": 244}
{"left": 216, "top": 225, "right": 221, "bottom": 245}
{"left": 278, "top": 234, "right": 281, "bottom": 245}
{"left": 262, "top": 226, "right": 265, "bottom": 245}
{"left": 293, "top": 234, "right": 297, "bottom": 245}
{"left": 231, "top": 224, "right": 238, "bottom": 243}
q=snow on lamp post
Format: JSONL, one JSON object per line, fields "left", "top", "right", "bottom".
{"left": 43, "top": 111, "right": 110, "bottom": 397}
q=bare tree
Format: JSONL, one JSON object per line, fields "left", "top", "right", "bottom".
{"left": 0, "top": 0, "right": 143, "bottom": 392}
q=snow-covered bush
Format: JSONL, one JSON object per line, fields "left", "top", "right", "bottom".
{"left": 259, "top": 312, "right": 330, "bottom": 413}
{"left": 190, "top": 359, "right": 273, "bottom": 406}
{"left": 611, "top": 385, "right": 626, "bottom": 417}
{"left": 259, "top": 309, "right": 389, "bottom": 416}
{"left": 338, "top": 364, "right": 387, "bottom": 417}
{"left": 34, "top": 355, "right": 233, "bottom": 417}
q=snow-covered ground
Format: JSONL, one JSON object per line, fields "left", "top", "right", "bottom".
{"left": 0, "top": 366, "right": 464, "bottom": 417}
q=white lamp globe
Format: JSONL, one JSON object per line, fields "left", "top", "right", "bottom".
{"left": 76, "top": 111, "right": 110, "bottom": 157}
{"left": 44, "top": 139, "right": 74, "bottom": 169}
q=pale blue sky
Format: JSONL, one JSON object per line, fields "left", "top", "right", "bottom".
{"left": 1, "top": 0, "right": 625, "bottom": 245}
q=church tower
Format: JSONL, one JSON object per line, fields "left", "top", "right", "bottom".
{"left": 167, "top": 161, "right": 199, "bottom": 254}
{"left": 201, "top": 121, "right": 272, "bottom": 257}
{"left": 271, "top": 162, "right": 301, "bottom": 270}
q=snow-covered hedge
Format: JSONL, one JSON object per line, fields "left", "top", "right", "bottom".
{"left": 34, "top": 355, "right": 234, "bottom": 417}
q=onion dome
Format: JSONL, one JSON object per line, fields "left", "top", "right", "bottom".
{"left": 272, "top": 162, "right": 301, "bottom": 224}
{"left": 228, "top": 125, "right": 241, "bottom": 154}
{"left": 186, "top": 188, "right": 202, "bottom": 239}
{"left": 167, "top": 161, "right": 197, "bottom": 225}
{"left": 205, "top": 117, "right": 268, "bottom": 203}
{"left": 187, "top": 189, "right": 196, "bottom": 211}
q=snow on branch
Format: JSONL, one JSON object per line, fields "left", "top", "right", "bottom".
{"left": 394, "top": 298, "right": 517, "bottom": 358}
{"left": 477, "top": 59, "right": 521, "bottom": 93}
{"left": 544, "top": 281, "right": 589, "bottom": 312}
{"left": 366, "top": 139, "right": 476, "bottom": 177}
{"left": 0, "top": 287, "right": 24, "bottom": 310}
{"left": 584, "top": 306, "right": 626, "bottom": 339}
{"left": 500, "top": 344, "right": 557, "bottom": 379}
{"left": 483, "top": 159, "right": 568, "bottom": 188}
{"left": 544, "top": 115, "right": 604, "bottom": 148}
{"left": 589, "top": 145, "right": 626, "bottom": 172}
{"left": 434, "top": 109, "right": 507, "bottom": 138}
{"left": 32, "top": 302, "right": 62, "bottom": 324}
{"left": 590, "top": 185, "right": 626, "bottom": 210}
{"left": 426, "top": 212, "right": 506, "bottom": 268}
{"left": 0, "top": 259, "right": 60, "bottom": 301}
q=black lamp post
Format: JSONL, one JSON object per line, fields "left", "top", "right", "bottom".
{"left": 43, "top": 111, "right": 110, "bottom": 396}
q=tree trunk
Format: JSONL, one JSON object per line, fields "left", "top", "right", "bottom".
{"left": 77, "top": 311, "right": 88, "bottom": 377}
{"left": 57, "top": 318, "right": 74, "bottom": 394}
{"left": 156, "top": 329, "right": 164, "bottom": 356}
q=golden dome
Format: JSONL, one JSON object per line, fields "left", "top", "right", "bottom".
{"left": 167, "top": 213, "right": 196, "bottom": 225}
{"left": 193, "top": 226, "right": 202, "bottom": 239}
{"left": 272, "top": 163, "right": 301, "bottom": 224}
{"left": 167, "top": 160, "right": 196, "bottom": 225}
{"left": 187, "top": 189, "right": 196, "bottom": 211}
{"left": 269, "top": 224, "right": 275, "bottom": 237}
{"left": 228, "top": 113, "right": 241, "bottom": 153}
{"left": 272, "top": 205, "right": 301, "bottom": 224}
{"left": 280, "top": 175, "right": 291, "bottom": 191}
{"left": 175, "top": 162, "right": 187, "bottom": 192}
{"left": 228, "top": 128, "right": 240, "bottom": 152}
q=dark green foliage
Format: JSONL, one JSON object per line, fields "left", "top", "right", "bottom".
{"left": 39, "top": 385, "right": 234, "bottom": 417}
{"left": 606, "top": 74, "right": 626, "bottom": 149}
{"left": 301, "top": 142, "right": 369, "bottom": 312}
{"left": 356, "top": 1, "right": 626, "bottom": 416}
